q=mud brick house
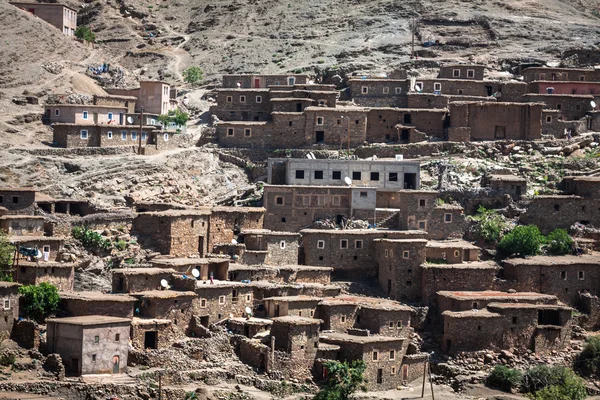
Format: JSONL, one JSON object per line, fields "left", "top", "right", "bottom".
{"left": 250, "top": 281, "right": 340, "bottom": 301}
{"left": 222, "top": 74, "right": 310, "bottom": 88}
{"left": 0, "top": 188, "right": 36, "bottom": 215}
{"left": 10, "top": 2, "right": 77, "bottom": 36}
{"left": 207, "top": 206, "right": 265, "bottom": 251}
{"left": 522, "top": 67, "right": 600, "bottom": 83}
{"left": 130, "top": 317, "right": 176, "bottom": 350}
{"left": 107, "top": 81, "right": 177, "bottom": 116}
{"left": 502, "top": 255, "right": 600, "bottom": 305}
{"left": 348, "top": 78, "right": 410, "bottom": 107}
{"left": 406, "top": 93, "right": 497, "bottom": 109}
{"left": 301, "top": 229, "right": 428, "bottom": 278}
{"left": 528, "top": 80, "right": 600, "bottom": 97}
{"left": 263, "top": 184, "right": 377, "bottom": 232}
{"left": 111, "top": 268, "right": 176, "bottom": 294}
{"left": 421, "top": 261, "right": 501, "bottom": 303}
{"left": 133, "top": 209, "right": 211, "bottom": 256}
{"left": 149, "top": 257, "right": 229, "bottom": 279}
{"left": 236, "top": 229, "right": 300, "bottom": 265}
{"left": 318, "top": 332, "right": 409, "bottom": 390}
{"left": 11, "top": 235, "right": 66, "bottom": 263}
{"left": 0, "top": 282, "right": 20, "bottom": 336}
{"left": 52, "top": 124, "right": 158, "bottom": 148}
{"left": 59, "top": 292, "right": 136, "bottom": 318}
{"left": 131, "top": 290, "right": 197, "bottom": 332}
{"left": 522, "top": 93, "right": 594, "bottom": 121}
{"left": 267, "top": 158, "right": 421, "bottom": 191}
{"left": 376, "top": 238, "right": 428, "bottom": 301}
{"left": 438, "top": 64, "right": 486, "bottom": 80}
{"left": 365, "top": 108, "right": 447, "bottom": 143}
{"left": 441, "top": 295, "right": 573, "bottom": 355}
{"left": 44, "top": 97, "right": 135, "bottom": 125}
{"left": 425, "top": 240, "right": 480, "bottom": 264}
{"left": 437, "top": 291, "right": 559, "bottom": 314}
{"left": 561, "top": 176, "right": 600, "bottom": 198}
{"left": 229, "top": 317, "right": 272, "bottom": 338}
{"left": 484, "top": 174, "right": 528, "bottom": 199}
{"left": 303, "top": 106, "right": 369, "bottom": 147}
{"left": 228, "top": 264, "right": 332, "bottom": 285}
{"left": 15, "top": 261, "right": 75, "bottom": 291}
{"left": 46, "top": 316, "right": 131, "bottom": 375}
{"left": 447, "top": 102, "right": 543, "bottom": 141}
{"left": 271, "top": 316, "right": 321, "bottom": 361}
{"left": 0, "top": 215, "right": 44, "bottom": 236}
{"left": 211, "top": 89, "right": 272, "bottom": 121}
{"left": 520, "top": 195, "right": 600, "bottom": 234}
{"left": 263, "top": 296, "right": 320, "bottom": 318}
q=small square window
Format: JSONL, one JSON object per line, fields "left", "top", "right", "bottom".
{"left": 467, "top": 69, "right": 475, "bottom": 78}
{"left": 395, "top": 87, "right": 402, "bottom": 94}
{"left": 578, "top": 271, "right": 584, "bottom": 280}
{"left": 131, "top": 131, "right": 138, "bottom": 141}
{"left": 275, "top": 196, "right": 284, "bottom": 205}
{"left": 418, "top": 221, "right": 427, "bottom": 230}
{"left": 314, "top": 170, "right": 324, "bottom": 179}
{"left": 389, "top": 172, "right": 398, "bottom": 182}
{"left": 244, "top": 128, "right": 252, "bottom": 137}
{"left": 80, "top": 130, "right": 88, "bottom": 139}
{"left": 92, "top": 354, "right": 97, "bottom": 362}
{"left": 355, "top": 240, "right": 363, "bottom": 249}
{"left": 361, "top": 86, "right": 368, "bottom": 94}
{"left": 121, "top": 131, "right": 127, "bottom": 140}
{"left": 295, "top": 170, "right": 305, "bottom": 179}
{"left": 444, "top": 213, "right": 452, "bottom": 223}
{"left": 55, "top": 109, "right": 60, "bottom": 116}
{"left": 352, "top": 171, "right": 361, "bottom": 180}
{"left": 317, "top": 240, "right": 325, "bottom": 249}
{"left": 453, "top": 69, "right": 460, "bottom": 77}
{"left": 434, "top": 83, "right": 441, "bottom": 91}
{"left": 372, "top": 351, "right": 378, "bottom": 361}
{"left": 576, "top": 105, "right": 581, "bottom": 111}
{"left": 385, "top": 249, "right": 389, "bottom": 258}
{"left": 512, "top": 317, "right": 517, "bottom": 324}
{"left": 561, "top": 271, "right": 567, "bottom": 280}
{"left": 332, "top": 171, "right": 342, "bottom": 180}
{"left": 200, "top": 298, "right": 207, "bottom": 308}
{"left": 316, "top": 117, "right": 324, "bottom": 125}
{"left": 546, "top": 116, "right": 552, "bottom": 123}
{"left": 390, "top": 350, "right": 395, "bottom": 360}
{"left": 280, "top": 240, "right": 286, "bottom": 249}
{"left": 219, "top": 295, "right": 226, "bottom": 305}
{"left": 107, "top": 112, "right": 113, "bottom": 121}
{"left": 94, "top": 335, "right": 99, "bottom": 344}
{"left": 226, "top": 96, "right": 232, "bottom": 103}
{"left": 383, "top": 87, "right": 389, "bottom": 94}
{"left": 256, "top": 96, "right": 262, "bottom": 103}
{"left": 557, "top": 103, "right": 562, "bottom": 111}
{"left": 240, "top": 95, "right": 246, "bottom": 103}
{"left": 389, "top": 321, "right": 394, "bottom": 328}
{"left": 419, "top": 199, "right": 426, "bottom": 208}
{"left": 340, "top": 239, "right": 348, "bottom": 249}
{"left": 246, "top": 294, "right": 252, "bottom": 302}
{"left": 397, "top": 321, "right": 402, "bottom": 328}
{"left": 402, "top": 251, "right": 409, "bottom": 259}
{"left": 359, "top": 191, "right": 368, "bottom": 198}
{"left": 341, "top": 316, "right": 346, "bottom": 323}
{"left": 337, "top": 119, "right": 341, "bottom": 125}
{"left": 391, "top": 367, "right": 396, "bottom": 375}
{"left": 115, "top": 333, "right": 120, "bottom": 341}
{"left": 227, "top": 128, "right": 234, "bottom": 136}
{"left": 3, "top": 299, "right": 9, "bottom": 310}
{"left": 82, "top": 111, "right": 89, "bottom": 120}
{"left": 107, "top": 131, "right": 113, "bottom": 139}
{"left": 370, "top": 172, "right": 380, "bottom": 181}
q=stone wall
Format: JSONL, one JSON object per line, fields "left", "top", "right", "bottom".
{"left": 15, "top": 264, "right": 74, "bottom": 291}
{"left": 208, "top": 208, "right": 265, "bottom": 251}
{"left": 60, "top": 298, "right": 134, "bottom": 318}
{"left": 0, "top": 285, "right": 19, "bottom": 336}
{"left": 421, "top": 263, "right": 500, "bottom": 303}
{"left": 520, "top": 195, "right": 600, "bottom": 234}
{"left": 376, "top": 239, "right": 428, "bottom": 301}
{"left": 0, "top": 190, "right": 36, "bottom": 215}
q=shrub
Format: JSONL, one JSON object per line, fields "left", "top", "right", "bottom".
{"left": 576, "top": 336, "right": 600, "bottom": 378}
{"left": 18, "top": 283, "right": 60, "bottom": 323}
{"left": 546, "top": 229, "right": 574, "bottom": 255}
{"left": 486, "top": 365, "right": 522, "bottom": 392}
{"left": 498, "top": 225, "right": 543, "bottom": 257}
{"left": 0, "top": 353, "right": 16, "bottom": 366}
{"left": 523, "top": 366, "right": 586, "bottom": 400}
{"left": 468, "top": 206, "right": 509, "bottom": 244}
{"left": 314, "top": 360, "right": 367, "bottom": 400}
{"left": 114, "top": 240, "right": 127, "bottom": 251}
{"left": 158, "top": 109, "right": 189, "bottom": 129}
{"left": 0, "top": 230, "right": 14, "bottom": 267}
{"left": 182, "top": 66, "right": 203, "bottom": 86}
{"left": 72, "top": 226, "right": 111, "bottom": 251}
{"left": 74, "top": 25, "right": 96, "bottom": 42}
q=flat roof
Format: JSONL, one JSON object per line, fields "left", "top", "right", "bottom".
{"left": 487, "top": 302, "right": 572, "bottom": 310}
{"left": 195, "top": 280, "right": 249, "bottom": 289}
{"left": 272, "top": 157, "right": 420, "bottom": 165}
{"left": 320, "top": 332, "right": 405, "bottom": 344}
{"left": 211, "top": 206, "right": 265, "bottom": 213}
{"left": 60, "top": 291, "right": 136, "bottom": 302}
{"left": 264, "top": 183, "right": 376, "bottom": 190}
{"left": 442, "top": 309, "right": 502, "bottom": 318}
{"left": 47, "top": 315, "right": 131, "bottom": 326}
{"left": 503, "top": 254, "right": 600, "bottom": 267}
{"left": 10, "top": 1, "right": 77, "bottom": 12}
{"left": 9, "top": 235, "right": 64, "bottom": 242}
{"left": 0, "top": 187, "right": 36, "bottom": 192}
{"left": 228, "top": 263, "right": 332, "bottom": 272}
{"left": 132, "top": 290, "right": 196, "bottom": 299}
{"left": 0, "top": 282, "right": 20, "bottom": 289}
{"left": 0, "top": 215, "right": 44, "bottom": 220}
{"left": 421, "top": 261, "right": 499, "bottom": 270}
{"left": 229, "top": 317, "right": 273, "bottom": 325}
{"left": 426, "top": 240, "right": 480, "bottom": 250}
{"left": 300, "top": 229, "right": 426, "bottom": 235}
{"left": 319, "top": 295, "right": 412, "bottom": 311}
{"left": 150, "top": 257, "right": 228, "bottom": 266}
{"left": 271, "top": 316, "right": 321, "bottom": 325}
{"left": 240, "top": 229, "right": 299, "bottom": 236}
{"left": 137, "top": 209, "right": 212, "bottom": 217}
{"left": 264, "top": 295, "right": 321, "bottom": 302}
{"left": 112, "top": 268, "right": 176, "bottom": 275}
{"left": 488, "top": 174, "right": 528, "bottom": 182}
{"left": 437, "top": 291, "right": 556, "bottom": 301}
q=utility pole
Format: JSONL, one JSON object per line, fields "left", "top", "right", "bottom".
{"left": 346, "top": 115, "right": 350, "bottom": 156}
{"left": 410, "top": 17, "right": 419, "bottom": 59}
{"left": 157, "top": 370, "right": 163, "bottom": 400}
{"left": 137, "top": 106, "right": 144, "bottom": 155}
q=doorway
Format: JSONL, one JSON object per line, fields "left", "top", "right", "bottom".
{"left": 244, "top": 325, "right": 250, "bottom": 337}
{"left": 486, "top": 86, "right": 493, "bottom": 96}
{"left": 275, "top": 304, "right": 280, "bottom": 317}
{"left": 296, "top": 103, "right": 303, "bottom": 112}
{"left": 144, "top": 331, "right": 158, "bottom": 349}
{"left": 404, "top": 173, "right": 417, "bottom": 189}
{"left": 402, "top": 365, "right": 408, "bottom": 381}
{"left": 315, "top": 131, "right": 325, "bottom": 143}
{"left": 254, "top": 78, "right": 260, "bottom": 88}
{"left": 387, "top": 279, "right": 392, "bottom": 295}
{"left": 403, "top": 114, "right": 412, "bottom": 124}
{"left": 70, "top": 357, "right": 79, "bottom": 374}
{"left": 112, "top": 356, "right": 120, "bottom": 374}
{"left": 200, "top": 316, "right": 209, "bottom": 327}
{"left": 463, "top": 250, "right": 470, "bottom": 262}
{"left": 117, "top": 277, "right": 124, "bottom": 292}
{"left": 516, "top": 186, "right": 522, "bottom": 197}
{"left": 401, "top": 129, "right": 409, "bottom": 142}
{"left": 494, "top": 126, "right": 506, "bottom": 139}
{"left": 377, "top": 368, "right": 383, "bottom": 384}
{"left": 198, "top": 236, "right": 204, "bottom": 256}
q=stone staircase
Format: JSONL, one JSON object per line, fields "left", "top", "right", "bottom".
{"left": 375, "top": 208, "right": 400, "bottom": 228}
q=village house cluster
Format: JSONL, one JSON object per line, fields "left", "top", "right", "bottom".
{"left": 1, "top": 66, "right": 600, "bottom": 392}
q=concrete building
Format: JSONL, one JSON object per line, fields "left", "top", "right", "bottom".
{"left": 46, "top": 316, "right": 131, "bottom": 375}
{"left": 222, "top": 74, "right": 310, "bottom": 88}
{"left": 267, "top": 158, "right": 420, "bottom": 191}
{"left": 10, "top": 2, "right": 77, "bottom": 36}
{"left": 107, "top": 81, "right": 177, "bottom": 115}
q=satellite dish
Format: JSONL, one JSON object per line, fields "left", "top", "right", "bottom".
{"left": 245, "top": 306, "right": 252, "bottom": 314}
{"left": 344, "top": 176, "right": 352, "bottom": 186}
{"left": 236, "top": 82, "right": 241, "bottom": 88}
{"left": 231, "top": 239, "right": 238, "bottom": 245}
{"left": 126, "top": 116, "right": 134, "bottom": 124}
{"left": 308, "top": 152, "right": 315, "bottom": 159}
{"left": 592, "top": 101, "right": 597, "bottom": 109}
{"left": 160, "top": 279, "right": 168, "bottom": 288}
{"left": 191, "top": 269, "right": 200, "bottom": 278}
{"left": 35, "top": 249, "right": 42, "bottom": 259}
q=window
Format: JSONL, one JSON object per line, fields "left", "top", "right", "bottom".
{"left": 256, "top": 96, "right": 262, "bottom": 103}
{"left": 389, "top": 321, "right": 394, "bottom": 328}
{"left": 332, "top": 171, "right": 341, "bottom": 180}
{"left": 11, "top": 196, "right": 17, "bottom": 204}
{"left": 561, "top": 271, "right": 567, "bottom": 280}
{"left": 472, "top": 302, "right": 479, "bottom": 309}
{"left": 94, "top": 335, "right": 99, "bottom": 344}
{"left": 418, "top": 221, "right": 427, "bottom": 230}
{"left": 512, "top": 317, "right": 517, "bottom": 324}
{"left": 403, "top": 251, "right": 409, "bottom": 259}
{"left": 467, "top": 69, "right": 475, "bottom": 78}
{"left": 557, "top": 103, "right": 562, "bottom": 111}
{"left": 554, "top": 204, "right": 560, "bottom": 211}
{"left": 219, "top": 295, "right": 226, "bottom": 305}
{"left": 370, "top": 172, "right": 380, "bottom": 181}
{"left": 352, "top": 171, "right": 361, "bottom": 180}
{"left": 142, "top": 132, "right": 147, "bottom": 140}
{"left": 390, "top": 350, "right": 395, "bottom": 360}
{"left": 419, "top": 199, "right": 426, "bottom": 208}
{"left": 108, "top": 112, "right": 113, "bottom": 121}
{"left": 246, "top": 294, "right": 252, "bottom": 302}
{"left": 240, "top": 95, "right": 246, "bottom": 103}
{"left": 244, "top": 128, "right": 252, "bottom": 137}
{"left": 580, "top": 75, "right": 585, "bottom": 81}
{"left": 452, "top": 69, "right": 460, "bottom": 77}
{"left": 226, "top": 96, "right": 232, "bottom": 103}
{"left": 298, "top": 311, "right": 302, "bottom": 317}
{"left": 395, "top": 87, "right": 402, "bottom": 94}
{"left": 389, "top": 172, "right": 398, "bottom": 182}
{"left": 337, "top": 119, "right": 341, "bottom": 125}
{"left": 361, "top": 86, "right": 368, "bottom": 94}
{"left": 115, "top": 334, "right": 120, "bottom": 341}
{"left": 359, "top": 191, "right": 368, "bottom": 198}
{"left": 397, "top": 321, "right": 402, "bottom": 328}
{"left": 372, "top": 351, "right": 378, "bottom": 361}
{"left": 92, "top": 354, "right": 97, "bottom": 362}
{"left": 317, "top": 240, "right": 325, "bottom": 249}
{"left": 391, "top": 367, "right": 396, "bottom": 375}
{"left": 55, "top": 109, "right": 60, "bottom": 116}
{"left": 314, "top": 170, "right": 324, "bottom": 180}
{"left": 227, "top": 128, "right": 234, "bottom": 136}
{"left": 316, "top": 117, "right": 324, "bottom": 125}
{"left": 0, "top": 196, "right": 3, "bottom": 203}
{"left": 383, "top": 87, "right": 389, "bottom": 94}
{"left": 578, "top": 271, "right": 585, "bottom": 280}
{"left": 341, "top": 316, "right": 346, "bottom": 323}
{"left": 275, "top": 196, "right": 284, "bottom": 205}
{"left": 385, "top": 249, "right": 389, "bottom": 258}
{"left": 107, "top": 131, "right": 113, "bottom": 139}
{"left": 433, "top": 82, "right": 442, "bottom": 92}
{"left": 3, "top": 299, "right": 9, "bottom": 310}
{"left": 131, "top": 131, "right": 138, "bottom": 141}
{"left": 200, "top": 298, "right": 207, "bottom": 308}
{"left": 546, "top": 116, "right": 552, "bottom": 123}
{"left": 444, "top": 213, "right": 452, "bottom": 223}
{"left": 121, "top": 131, "right": 127, "bottom": 140}
{"left": 576, "top": 105, "right": 581, "bottom": 111}
{"left": 340, "top": 239, "right": 348, "bottom": 249}
{"left": 355, "top": 240, "right": 363, "bottom": 249}
{"left": 280, "top": 240, "right": 286, "bottom": 249}
{"left": 80, "top": 130, "right": 88, "bottom": 139}
{"left": 82, "top": 111, "right": 89, "bottom": 120}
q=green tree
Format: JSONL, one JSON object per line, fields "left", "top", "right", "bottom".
{"left": 182, "top": 66, "right": 203, "bottom": 86}
{"left": 468, "top": 206, "right": 509, "bottom": 244}
{"left": 18, "top": 283, "right": 60, "bottom": 323}
{"left": 74, "top": 25, "right": 96, "bottom": 43}
{"left": 72, "top": 226, "right": 111, "bottom": 251}
{"left": 157, "top": 109, "right": 189, "bottom": 129}
{"left": 486, "top": 365, "right": 522, "bottom": 392}
{"left": 525, "top": 366, "right": 586, "bottom": 400}
{"left": 546, "top": 229, "right": 574, "bottom": 255}
{"left": 314, "top": 360, "right": 367, "bottom": 400}
{"left": 0, "top": 230, "right": 14, "bottom": 268}
{"left": 576, "top": 336, "right": 600, "bottom": 378}
{"left": 498, "top": 225, "right": 543, "bottom": 258}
